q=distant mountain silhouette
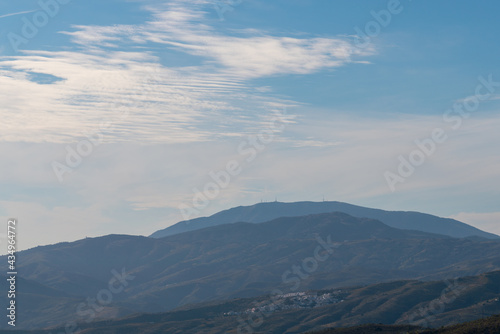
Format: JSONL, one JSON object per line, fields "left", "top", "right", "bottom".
{"left": 150, "top": 201, "right": 499, "bottom": 239}
{"left": 3, "top": 212, "right": 500, "bottom": 330}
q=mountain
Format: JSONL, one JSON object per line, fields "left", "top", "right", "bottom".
{"left": 150, "top": 201, "right": 499, "bottom": 239}
{"left": 2, "top": 212, "right": 500, "bottom": 330}
{"left": 12, "top": 270, "right": 500, "bottom": 334}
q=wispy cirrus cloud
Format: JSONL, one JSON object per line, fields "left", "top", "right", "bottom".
{"left": 0, "top": 0, "right": 374, "bottom": 145}
{"left": 63, "top": 1, "right": 375, "bottom": 78}
{"left": 0, "top": 49, "right": 290, "bottom": 144}
{"left": 0, "top": 10, "right": 36, "bottom": 19}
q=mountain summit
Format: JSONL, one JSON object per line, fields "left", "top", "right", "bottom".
{"left": 150, "top": 201, "right": 499, "bottom": 239}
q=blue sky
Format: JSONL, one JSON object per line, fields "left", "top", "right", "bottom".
{"left": 0, "top": 0, "right": 499, "bottom": 250}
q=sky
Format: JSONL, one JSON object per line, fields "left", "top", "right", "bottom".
{"left": 0, "top": 0, "right": 499, "bottom": 251}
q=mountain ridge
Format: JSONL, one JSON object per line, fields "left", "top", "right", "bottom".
{"left": 3, "top": 212, "right": 500, "bottom": 329}
{"left": 151, "top": 201, "right": 499, "bottom": 240}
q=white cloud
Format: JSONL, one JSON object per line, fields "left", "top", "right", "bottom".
{"left": 63, "top": 1, "right": 375, "bottom": 78}
{"left": 0, "top": 10, "right": 36, "bottom": 19}
{"left": 0, "top": 50, "right": 292, "bottom": 143}
{"left": 0, "top": 1, "right": 373, "bottom": 144}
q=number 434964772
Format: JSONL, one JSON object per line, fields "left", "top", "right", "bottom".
{"left": 7, "top": 220, "right": 16, "bottom": 265}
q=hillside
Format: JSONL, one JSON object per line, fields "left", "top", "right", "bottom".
{"left": 2, "top": 212, "right": 500, "bottom": 329}
{"left": 6, "top": 271, "right": 500, "bottom": 333}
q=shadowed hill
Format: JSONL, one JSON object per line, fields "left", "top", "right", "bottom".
{"left": 10, "top": 271, "right": 500, "bottom": 333}
{"left": 2, "top": 212, "right": 500, "bottom": 330}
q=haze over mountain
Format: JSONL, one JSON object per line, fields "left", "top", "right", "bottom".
{"left": 151, "top": 201, "right": 500, "bottom": 240}
{"left": 3, "top": 212, "right": 500, "bottom": 330}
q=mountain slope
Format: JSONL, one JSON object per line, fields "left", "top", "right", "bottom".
{"left": 3, "top": 212, "right": 500, "bottom": 330}
{"left": 150, "top": 201, "right": 499, "bottom": 239}
{"left": 16, "top": 270, "right": 500, "bottom": 334}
